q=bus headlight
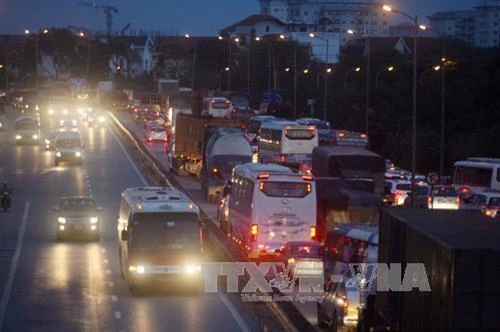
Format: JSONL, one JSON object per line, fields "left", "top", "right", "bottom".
{"left": 98, "top": 116, "right": 105, "bottom": 123}
{"left": 58, "top": 217, "right": 66, "bottom": 224}
{"left": 32, "top": 134, "right": 39, "bottom": 140}
{"left": 90, "top": 217, "right": 98, "bottom": 224}
{"left": 15, "top": 135, "right": 22, "bottom": 140}
{"left": 75, "top": 151, "right": 82, "bottom": 157}
{"left": 129, "top": 265, "right": 145, "bottom": 274}
{"left": 56, "top": 152, "right": 62, "bottom": 157}
{"left": 184, "top": 264, "right": 202, "bottom": 274}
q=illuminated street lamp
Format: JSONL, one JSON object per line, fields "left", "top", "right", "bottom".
{"left": 309, "top": 33, "right": 330, "bottom": 120}
{"left": 419, "top": 24, "right": 449, "bottom": 178}
{"left": 375, "top": 65, "right": 395, "bottom": 87}
{"left": 383, "top": 3, "right": 419, "bottom": 207}
{"left": 344, "top": 67, "right": 361, "bottom": 88}
{"left": 25, "top": 28, "right": 49, "bottom": 89}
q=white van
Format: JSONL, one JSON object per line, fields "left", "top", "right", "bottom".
{"left": 225, "top": 163, "right": 317, "bottom": 260}
{"left": 54, "top": 131, "right": 84, "bottom": 166}
{"left": 202, "top": 97, "right": 230, "bottom": 118}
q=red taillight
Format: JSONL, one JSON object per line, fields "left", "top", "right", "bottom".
{"left": 428, "top": 196, "right": 432, "bottom": 203}
{"left": 257, "top": 174, "right": 270, "bottom": 180}
{"left": 251, "top": 224, "right": 258, "bottom": 241}
{"left": 163, "top": 137, "right": 168, "bottom": 142}
{"left": 310, "top": 226, "right": 316, "bottom": 240}
{"left": 213, "top": 167, "right": 219, "bottom": 173}
{"left": 456, "top": 197, "right": 460, "bottom": 204}
{"left": 360, "top": 133, "right": 367, "bottom": 139}
{"left": 338, "top": 132, "right": 345, "bottom": 138}
{"left": 302, "top": 175, "right": 313, "bottom": 181}
{"left": 280, "top": 155, "right": 285, "bottom": 163}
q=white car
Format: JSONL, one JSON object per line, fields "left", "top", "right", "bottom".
{"left": 428, "top": 186, "right": 460, "bottom": 210}
{"left": 385, "top": 180, "right": 412, "bottom": 206}
{"left": 145, "top": 125, "right": 168, "bottom": 142}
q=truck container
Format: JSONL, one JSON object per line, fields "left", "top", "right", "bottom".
{"left": 200, "top": 128, "right": 252, "bottom": 202}
{"left": 167, "top": 113, "right": 243, "bottom": 177}
{"left": 376, "top": 208, "right": 500, "bottom": 332}
{"left": 312, "top": 146, "right": 385, "bottom": 241}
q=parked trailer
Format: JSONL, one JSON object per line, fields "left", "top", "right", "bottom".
{"left": 376, "top": 208, "right": 500, "bottom": 332}
{"left": 167, "top": 113, "right": 243, "bottom": 176}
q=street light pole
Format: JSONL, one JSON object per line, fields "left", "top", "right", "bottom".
{"left": 323, "top": 38, "right": 329, "bottom": 121}
{"left": 293, "top": 43, "right": 297, "bottom": 119}
{"left": 35, "top": 36, "right": 39, "bottom": 89}
{"left": 191, "top": 42, "right": 197, "bottom": 90}
{"left": 365, "top": 36, "right": 370, "bottom": 135}
{"left": 440, "top": 37, "right": 446, "bottom": 178}
{"left": 383, "top": 5, "right": 419, "bottom": 207}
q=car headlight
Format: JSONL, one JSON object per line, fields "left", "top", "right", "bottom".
{"left": 15, "top": 135, "right": 22, "bottom": 140}
{"left": 58, "top": 217, "right": 66, "bottom": 224}
{"left": 32, "top": 134, "right": 39, "bottom": 140}
{"left": 98, "top": 116, "right": 105, "bottom": 123}
{"left": 129, "top": 265, "right": 145, "bottom": 274}
{"left": 184, "top": 264, "right": 202, "bottom": 274}
{"left": 45, "top": 139, "right": 50, "bottom": 144}
{"left": 56, "top": 152, "right": 62, "bottom": 157}
{"left": 75, "top": 151, "right": 82, "bottom": 157}
{"left": 25, "top": 104, "right": 29, "bottom": 108}
{"left": 90, "top": 217, "right": 98, "bottom": 224}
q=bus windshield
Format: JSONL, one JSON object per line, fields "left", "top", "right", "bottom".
{"left": 130, "top": 213, "right": 200, "bottom": 252}
{"left": 260, "top": 181, "right": 311, "bottom": 198}
{"left": 15, "top": 122, "right": 37, "bottom": 130}
{"left": 56, "top": 139, "right": 81, "bottom": 148}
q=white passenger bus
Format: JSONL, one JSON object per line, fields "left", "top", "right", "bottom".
{"left": 452, "top": 158, "right": 500, "bottom": 193}
{"left": 117, "top": 187, "right": 204, "bottom": 292}
{"left": 258, "top": 120, "right": 319, "bottom": 168}
{"left": 226, "top": 163, "right": 317, "bottom": 259}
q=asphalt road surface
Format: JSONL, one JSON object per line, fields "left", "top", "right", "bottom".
{"left": 0, "top": 109, "right": 260, "bottom": 332}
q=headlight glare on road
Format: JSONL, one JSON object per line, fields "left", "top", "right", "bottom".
{"left": 15, "top": 135, "right": 22, "bottom": 140}
{"left": 56, "top": 152, "right": 62, "bottom": 157}
{"left": 58, "top": 217, "right": 66, "bottom": 224}
{"left": 184, "top": 264, "right": 202, "bottom": 274}
{"left": 90, "top": 217, "right": 98, "bottom": 224}
{"left": 75, "top": 151, "right": 82, "bottom": 157}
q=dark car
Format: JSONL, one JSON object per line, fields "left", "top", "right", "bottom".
{"left": 403, "top": 184, "right": 431, "bottom": 208}
{"left": 281, "top": 241, "right": 324, "bottom": 278}
{"left": 53, "top": 196, "right": 103, "bottom": 241}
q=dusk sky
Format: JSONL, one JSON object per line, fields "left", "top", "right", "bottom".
{"left": 0, "top": 0, "right": 479, "bottom": 36}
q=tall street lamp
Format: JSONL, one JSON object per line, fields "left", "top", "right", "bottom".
{"left": 309, "top": 33, "right": 331, "bottom": 121}
{"left": 344, "top": 67, "right": 361, "bottom": 88}
{"left": 25, "top": 28, "right": 49, "bottom": 89}
{"left": 375, "top": 66, "right": 395, "bottom": 87}
{"left": 419, "top": 65, "right": 441, "bottom": 82}
{"left": 277, "top": 35, "right": 299, "bottom": 119}
{"left": 419, "top": 24, "right": 448, "bottom": 177}
{"left": 383, "top": 4, "right": 419, "bottom": 207}
{"left": 184, "top": 34, "right": 198, "bottom": 90}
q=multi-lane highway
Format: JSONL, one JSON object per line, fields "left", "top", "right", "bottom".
{"left": 0, "top": 109, "right": 263, "bottom": 332}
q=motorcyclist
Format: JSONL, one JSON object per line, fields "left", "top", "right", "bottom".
{"left": 1, "top": 181, "right": 13, "bottom": 211}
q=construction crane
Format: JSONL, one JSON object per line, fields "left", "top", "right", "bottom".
{"left": 79, "top": 2, "right": 118, "bottom": 40}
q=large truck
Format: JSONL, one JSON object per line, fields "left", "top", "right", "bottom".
{"left": 166, "top": 113, "right": 243, "bottom": 177}
{"left": 200, "top": 127, "right": 253, "bottom": 203}
{"left": 312, "top": 146, "right": 385, "bottom": 241}
{"left": 374, "top": 208, "right": 500, "bottom": 332}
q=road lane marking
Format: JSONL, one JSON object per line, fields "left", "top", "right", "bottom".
{"left": 219, "top": 294, "right": 251, "bottom": 332}
{"left": 111, "top": 295, "right": 118, "bottom": 302}
{"left": 0, "top": 202, "right": 30, "bottom": 330}
{"left": 108, "top": 123, "right": 148, "bottom": 186}
{"left": 114, "top": 311, "right": 121, "bottom": 319}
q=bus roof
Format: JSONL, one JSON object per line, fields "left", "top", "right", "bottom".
{"left": 121, "top": 187, "right": 199, "bottom": 214}
{"left": 453, "top": 160, "right": 500, "bottom": 169}
{"left": 327, "top": 224, "right": 379, "bottom": 245}
{"left": 233, "top": 163, "right": 294, "bottom": 179}
{"left": 467, "top": 157, "right": 500, "bottom": 164}
{"left": 260, "top": 121, "right": 311, "bottom": 130}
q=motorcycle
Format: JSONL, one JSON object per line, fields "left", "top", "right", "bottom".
{"left": 1, "top": 191, "right": 11, "bottom": 212}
